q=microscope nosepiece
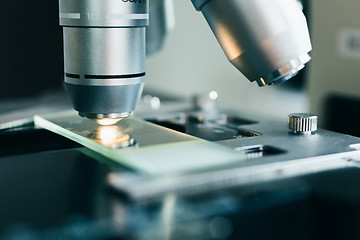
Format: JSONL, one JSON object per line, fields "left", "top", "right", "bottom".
{"left": 59, "top": 0, "right": 148, "bottom": 121}
{"left": 192, "top": 0, "right": 312, "bottom": 86}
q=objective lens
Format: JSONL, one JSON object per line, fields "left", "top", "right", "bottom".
{"left": 93, "top": 118, "right": 123, "bottom": 126}
{"left": 192, "top": 0, "right": 312, "bottom": 86}
{"left": 59, "top": 0, "right": 149, "bottom": 119}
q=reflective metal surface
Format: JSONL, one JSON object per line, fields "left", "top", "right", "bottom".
{"left": 59, "top": 0, "right": 148, "bottom": 120}
{"left": 192, "top": 0, "right": 312, "bottom": 86}
{"left": 288, "top": 113, "right": 318, "bottom": 135}
{"left": 108, "top": 102, "right": 360, "bottom": 200}
{"left": 257, "top": 53, "right": 311, "bottom": 86}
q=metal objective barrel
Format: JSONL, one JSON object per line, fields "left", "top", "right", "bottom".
{"left": 191, "top": 0, "right": 312, "bottom": 86}
{"left": 59, "top": 0, "right": 148, "bottom": 120}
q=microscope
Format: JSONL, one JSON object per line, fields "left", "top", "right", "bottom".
{"left": 59, "top": 0, "right": 312, "bottom": 124}
{"left": 4, "top": 1, "right": 360, "bottom": 238}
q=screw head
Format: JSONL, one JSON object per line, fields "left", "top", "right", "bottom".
{"left": 288, "top": 113, "right": 318, "bottom": 135}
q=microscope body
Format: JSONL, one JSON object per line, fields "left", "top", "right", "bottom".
{"left": 59, "top": 0, "right": 312, "bottom": 121}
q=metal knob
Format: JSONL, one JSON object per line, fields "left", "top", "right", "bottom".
{"left": 288, "top": 113, "right": 318, "bottom": 135}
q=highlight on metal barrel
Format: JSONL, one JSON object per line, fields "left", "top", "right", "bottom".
{"left": 191, "top": 0, "right": 312, "bottom": 86}
{"left": 59, "top": 0, "right": 149, "bottom": 122}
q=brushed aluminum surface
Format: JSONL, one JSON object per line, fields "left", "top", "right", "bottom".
{"left": 193, "top": 0, "right": 312, "bottom": 85}
{"left": 59, "top": 0, "right": 148, "bottom": 27}
{"left": 59, "top": 0, "right": 148, "bottom": 119}
{"left": 288, "top": 113, "right": 318, "bottom": 134}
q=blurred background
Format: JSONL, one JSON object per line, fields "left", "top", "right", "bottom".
{"left": 1, "top": 0, "right": 360, "bottom": 136}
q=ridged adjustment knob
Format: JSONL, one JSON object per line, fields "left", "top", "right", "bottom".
{"left": 288, "top": 113, "right": 318, "bottom": 135}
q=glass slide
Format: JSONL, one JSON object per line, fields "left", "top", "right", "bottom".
{"left": 34, "top": 111, "right": 245, "bottom": 176}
